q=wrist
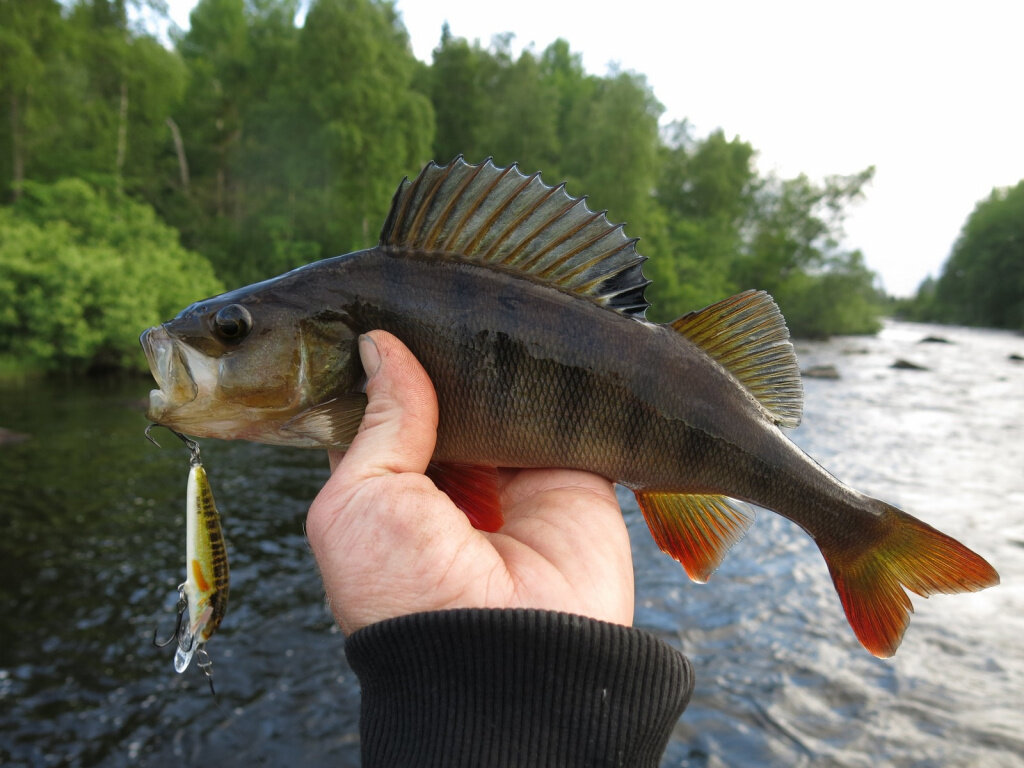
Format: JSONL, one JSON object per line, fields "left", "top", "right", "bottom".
{"left": 345, "top": 608, "right": 693, "bottom": 767}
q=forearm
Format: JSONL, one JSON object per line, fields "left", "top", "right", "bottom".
{"left": 345, "top": 608, "right": 693, "bottom": 768}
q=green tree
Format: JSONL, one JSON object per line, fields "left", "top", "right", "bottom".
{"left": 175, "top": 0, "right": 252, "bottom": 218}
{"left": 564, "top": 69, "right": 662, "bottom": 230}
{"left": 737, "top": 170, "right": 872, "bottom": 290}
{"left": 766, "top": 250, "right": 883, "bottom": 338}
{"left": 735, "top": 168, "right": 881, "bottom": 336}
{"left": 294, "top": 0, "right": 433, "bottom": 254}
{"left": 0, "top": 179, "right": 223, "bottom": 372}
{"left": 426, "top": 33, "right": 662, "bottom": 230}
{"left": 426, "top": 23, "right": 499, "bottom": 163}
{"left": 0, "top": 0, "right": 185, "bottom": 202}
{"left": 166, "top": 0, "right": 260, "bottom": 279}
{"left": 0, "top": 3, "right": 895, "bottom": 371}
{"left": 61, "top": 0, "right": 139, "bottom": 193}
{"left": 646, "top": 125, "right": 756, "bottom": 319}
{"left": 927, "top": 181, "right": 1024, "bottom": 329}
{"left": 170, "top": 0, "right": 433, "bottom": 286}
{"left": 0, "top": 0, "right": 67, "bottom": 199}
{"left": 484, "top": 40, "right": 561, "bottom": 171}
{"left": 120, "top": 34, "right": 187, "bottom": 201}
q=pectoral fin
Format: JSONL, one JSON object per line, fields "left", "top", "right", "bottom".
{"left": 636, "top": 491, "right": 754, "bottom": 582}
{"left": 281, "top": 394, "right": 368, "bottom": 449}
{"left": 427, "top": 461, "right": 504, "bottom": 532}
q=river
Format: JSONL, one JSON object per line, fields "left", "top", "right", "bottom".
{"left": 1, "top": 320, "right": 1022, "bottom": 767}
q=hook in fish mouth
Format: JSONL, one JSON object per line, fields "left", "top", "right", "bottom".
{"left": 145, "top": 423, "right": 202, "bottom": 466}
{"left": 140, "top": 325, "right": 199, "bottom": 418}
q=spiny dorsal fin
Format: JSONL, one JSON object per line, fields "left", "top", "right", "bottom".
{"left": 672, "top": 290, "right": 803, "bottom": 428}
{"left": 380, "top": 157, "right": 651, "bottom": 318}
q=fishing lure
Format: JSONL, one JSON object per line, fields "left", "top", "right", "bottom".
{"left": 149, "top": 425, "right": 230, "bottom": 694}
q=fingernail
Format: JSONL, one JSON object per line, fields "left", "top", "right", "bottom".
{"left": 358, "top": 334, "right": 381, "bottom": 379}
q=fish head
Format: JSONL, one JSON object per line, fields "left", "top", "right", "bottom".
{"left": 140, "top": 276, "right": 362, "bottom": 447}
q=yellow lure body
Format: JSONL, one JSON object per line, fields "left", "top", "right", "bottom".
{"left": 174, "top": 461, "right": 229, "bottom": 673}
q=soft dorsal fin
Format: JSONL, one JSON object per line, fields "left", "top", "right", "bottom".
{"left": 379, "top": 157, "right": 651, "bottom": 318}
{"left": 672, "top": 290, "right": 803, "bottom": 428}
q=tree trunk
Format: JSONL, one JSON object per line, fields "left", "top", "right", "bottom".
{"left": 9, "top": 92, "right": 24, "bottom": 202}
{"left": 166, "top": 117, "right": 190, "bottom": 192}
{"left": 216, "top": 165, "right": 225, "bottom": 217}
{"left": 115, "top": 79, "right": 128, "bottom": 195}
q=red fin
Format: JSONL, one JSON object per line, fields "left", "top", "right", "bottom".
{"left": 636, "top": 492, "right": 754, "bottom": 582}
{"left": 426, "top": 462, "right": 504, "bottom": 532}
{"left": 823, "top": 501, "right": 1000, "bottom": 657}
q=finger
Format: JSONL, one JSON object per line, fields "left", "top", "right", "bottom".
{"left": 311, "top": 330, "right": 441, "bottom": 529}
{"left": 334, "top": 331, "right": 439, "bottom": 483}
{"left": 307, "top": 332, "right": 474, "bottom": 632}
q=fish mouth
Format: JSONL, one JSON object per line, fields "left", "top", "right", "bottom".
{"left": 140, "top": 325, "right": 198, "bottom": 420}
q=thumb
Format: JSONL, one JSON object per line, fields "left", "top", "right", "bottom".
{"left": 328, "top": 331, "right": 439, "bottom": 481}
{"left": 307, "top": 333, "right": 463, "bottom": 634}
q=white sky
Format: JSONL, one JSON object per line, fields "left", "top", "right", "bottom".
{"left": 164, "top": 0, "right": 1024, "bottom": 296}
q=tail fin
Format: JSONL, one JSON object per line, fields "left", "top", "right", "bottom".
{"left": 823, "top": 501, "right": 999, "bottom": 657}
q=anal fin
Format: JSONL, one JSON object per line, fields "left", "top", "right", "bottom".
{"left": 636, "top": 491, "right": 754, "bottom": 582}
{"left": 427, "top": 462, "right": 504, "bottom": 532}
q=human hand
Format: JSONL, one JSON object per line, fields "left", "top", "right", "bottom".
{"left": 305, "top": 330, "right": 635, "bottom": 635}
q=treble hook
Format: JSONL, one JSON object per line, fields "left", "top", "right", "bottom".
{"left": 145, "top": 423, "right": 202, "bottom": 466}
{"left": 153, "top": 591, "right": 188, "bottom": 648}
{"left": 196, "top": 647, "right": 216, "bottom": 696}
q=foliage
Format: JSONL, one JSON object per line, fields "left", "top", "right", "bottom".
{"left": 0, "top": 179, "right": 222, "bottom": 372}
{"left": 165, "top": 0, "right": 433, "bottom": 285}
{"left": 0, "top": 0, "right": 893, "bottom": 373}
{"left": 735, "top": 168, "right": 882, "bottom": 337}
{"left": 907, "top": 181, "right": 1024, "bottom": 330}
{"left": 425, "top": 34, "right": 663, "bottom": 230}
{"left": 644, "top": 124, "right": 756, "bottom": 316}
{"left": 0, "top": 0, "right": 187, "bottom": 202}
{"left": 645, "top": 127, "right": 882, "bottom": 335}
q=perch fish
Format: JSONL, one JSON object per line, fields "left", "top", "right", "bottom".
{"left": 140, "top": 157, "right": 997, "bottom": 657}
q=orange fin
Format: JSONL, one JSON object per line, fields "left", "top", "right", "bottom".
{"left": 636, "top": 491, "right": 754, "bottom": 582}
{"left": 823, "top": 501, "right": 1000, "bottom": 657}
{"left": 427, "top": 462, "right": 504, "bottom": 532}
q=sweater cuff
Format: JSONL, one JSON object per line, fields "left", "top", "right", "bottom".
{"left": 344, "top": 609, "right": 693, "bottom": 768}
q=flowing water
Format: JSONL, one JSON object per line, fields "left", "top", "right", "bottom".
{"left": 1, "top": 320, "right": 1022, "bottom": 767}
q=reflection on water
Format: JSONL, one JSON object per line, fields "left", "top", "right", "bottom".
{"left": 2, "top": 321, "right": 1022, "bottom": 767}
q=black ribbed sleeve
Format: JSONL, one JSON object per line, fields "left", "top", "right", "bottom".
{"left": 344, "top": 609, "right": 693, "bottom": 767}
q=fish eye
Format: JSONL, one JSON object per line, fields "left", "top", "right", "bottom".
{"left": 212, "top": 304, "right": 253, "bottom": 342}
